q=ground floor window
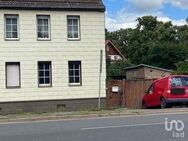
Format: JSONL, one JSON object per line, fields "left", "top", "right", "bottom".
{"left": 68, "top": 61, "right": 82, "bottom": 85}
{"left": 38, "top": 61, "right": 52, "bottom": 87}
{"left": 6, "top": 62, "right": 20, "bottom": 88}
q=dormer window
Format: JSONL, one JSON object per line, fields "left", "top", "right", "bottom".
{"left": 37, "top": 15, "right": 50, "bottom": 40}
{"left": 5, "top": 15, "right": 19, "bottom": 40}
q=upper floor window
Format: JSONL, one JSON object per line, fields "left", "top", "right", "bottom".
{"left": 5, "top": 15, "right": 19, "bottom": 40}
{"left": 37, "top": 15, "right": 50, "bottom": 40}
{"left": 67, "top": 16, "right": 80, "bottom": 40}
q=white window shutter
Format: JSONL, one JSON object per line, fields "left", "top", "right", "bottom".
{"left": 7, "top": 64, "right": 20, "bottom": 87}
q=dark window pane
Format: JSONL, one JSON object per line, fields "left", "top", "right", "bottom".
{"left": 75, "top": 64, "right": 80, "bottom": 69}
{"left": 43, "top": 19, "right": 48, "bottom": 25}
{"left": 6, "top": 18, "right": 11, "bottom": 24}
{"left": 38, "top": 32, "right": 43, "bottom": 38}
{"left": 69, "top": 64, "right": 73, "bottom": 69}
{"left": 38, "top": 19, "right": 42, "bottom": 25}
{"left": 69, "top": 77, "right": 74, "bottom": 83}
{"left": 73, "top": 19, "right": 78, "bottom": 25}
{"left": 69, "top": 70, "right": 74, "bottom": 76}
{"left": 12, "top": 18, "right": 17, "bottom": 24}
{"left": 38, "top": 64, "right": 44, "bottom": 70}
{"left": 6, "top": 32, "right": 11, "bottom": 38}
{"left": 6, "top": 25, "right": 11, "bottom": 31}
{"left": 68, "top": 33, "right": 73, "bottom": 38}
{"left": 44, "top": 32, "right": 49, "bottom": 38}
{"left": 75, "top": 70, "right": 79, "bottom": 76}
{"left": 75, "top": 77, "right": 80, "bottom": 83}
{"left": 45, "top": 78, "right": 50, "bottom": 84}
{"left": 45, "top": 64, "right": 50, "bottom": 69}
{"left": 13, "top": 32, "right": 18, "bottom": 38}
{"left": 38, "top": 26, "right": 42, "bottom": 32}
{"left": 68, "top": 19, "right": 72, "bottom": 25}
{"left": 12, "top": 25, "right": 17, "bottom": 32}
{"left": 45, "top": 71, "right": 50, "bottom": 77}
{"left": 39, "top": 71, "right": 44, "bottom": 77}
{"left": 74, "top": 26, "right": 78, "bottom": 32}
{"left": 74, "top": 32, "right": 78, "bottom": 38}
{"left": 44, "top": 26, "right": 48, "bottom": 32}
{"left": 68, "top": 26, "right": 72, "bottom": 32}
{"left": 39, "top": 78, "right": 44, "bottom": 84}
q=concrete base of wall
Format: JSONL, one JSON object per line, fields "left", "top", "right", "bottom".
{"left": 0, "top": 98, "right": 106, "bottom": 115}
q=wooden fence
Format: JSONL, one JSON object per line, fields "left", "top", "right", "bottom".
{"left": 106, "top": 79, "right": 155, "bottom": 109}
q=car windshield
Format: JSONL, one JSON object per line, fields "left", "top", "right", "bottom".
{"left": 171, "top": 77, "right": 188, "bottom": 87}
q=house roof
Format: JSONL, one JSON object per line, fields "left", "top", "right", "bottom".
{"left": 125, "top": 64, "right": 172, "bottom": 72}
{"left": 105, "top": 40, "right": 126, "bottom": 59}
{"left": 0, "top": 0, "right": 105, "bottom": 11}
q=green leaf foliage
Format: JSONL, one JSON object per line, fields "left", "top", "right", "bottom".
{"left": 174, "top": 60, "right": 188, "bottom": 75}
{"left": 106, "top": 58, "right": 133, "bottom": 79}
{"left": 106, "top": 16, "right": 188, "bottom": 74}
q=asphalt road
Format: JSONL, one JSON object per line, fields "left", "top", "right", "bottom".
{"left": 0, "top": 113, "right": 187, "bottom": 141}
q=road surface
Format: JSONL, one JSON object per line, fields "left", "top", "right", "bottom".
{"left": 0, "top": 113, "right": 187, "bottom": 141}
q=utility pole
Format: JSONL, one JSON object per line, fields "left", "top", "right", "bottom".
{"left": 98, "top": 49, "right": 103, "bottom": 110}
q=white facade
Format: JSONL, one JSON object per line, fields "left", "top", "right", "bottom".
{"left": 0, "top": 10, "right": 106, "bottom": 102}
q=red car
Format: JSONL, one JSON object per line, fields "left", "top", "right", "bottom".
{"left": 142, "top": 75, "right": 188, "bottom": 108}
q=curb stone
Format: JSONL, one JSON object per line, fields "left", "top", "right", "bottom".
{"left": 0, "top": 108, "right": 188, "bottom": 124}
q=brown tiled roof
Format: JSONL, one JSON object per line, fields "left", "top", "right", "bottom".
{"left": 0, "top": 0, "right": 105, "bottom": 11}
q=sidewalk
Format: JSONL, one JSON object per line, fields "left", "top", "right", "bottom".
{"left": 0, "top": 108, "right": 188, "bottom": 123}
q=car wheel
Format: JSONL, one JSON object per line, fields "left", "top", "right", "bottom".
{"left": 142, "top": 101, "right": 147, "bottom": 109}
{"left": 185, "top": 103, "right": 188, "bottom": 107}
{"left": 160, "top": 98, "right": 168, "bottom": 109}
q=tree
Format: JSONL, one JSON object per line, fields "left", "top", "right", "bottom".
{"left": 136, "top": 16, "right": 157, "bottom": 30}
{"left": 174, "top": 60, "right": 188, "bottom": 75}
{"left": 143, "top": 42, "right": 188, "bottom": 69}
{"left": 106, "top": 58, "right": 132, "bottom": 79}
{"left": 177, "top": 25, "right": 188, "bottom": 46}
{"left": 106, "top": 16, "right": 188, "bottom": 73}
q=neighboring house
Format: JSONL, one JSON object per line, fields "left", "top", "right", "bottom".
{"left": 125, "top": 64, "right": 172, "bottom": 80}
{"left": 105, "top": 40, "right": 125, "bottom": 62}
{"left": 0, "top": 0, "right": 106, "bottom": 114}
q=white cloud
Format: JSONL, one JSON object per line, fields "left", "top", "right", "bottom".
{"left": 105, "top": 0, "right": 188, "bottom": 31}
{"left": 169, "top": 0, "right": 188, "bottom": 9}
{"left": 106, "top": 9, "right": 186, "bottom": 31}
{"left": 126, "top": 0, "right": 188, "bottom": 12}
{"left": 127, "top": 0, "right": 164, "bottom": 12}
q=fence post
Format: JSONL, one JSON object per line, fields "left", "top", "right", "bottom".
{"left": 122, "top": 79, "right": 125, "bottom": 108}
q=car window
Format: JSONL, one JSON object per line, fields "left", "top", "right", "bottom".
{"left": 147, "top": 84, "right": 154, "bottom": 94}
{"left": 171, "top": 77, "right": 188, "bottom": 87}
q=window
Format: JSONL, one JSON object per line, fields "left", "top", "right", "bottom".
{"left": 5, "top": 15, "right": 19, "bottom": 40}
{"left": 171, "top": 77, "right": 188, "bottom": 87}
{"left": 37, "top": 15, "right": 50, "bottom": 40}
{"left": 147, "top": 84, "right": 154, "bottom": 94}
{"left": 6, "top": 62, "right": 20, "bottom": 88}
{"left": 38, "top": 62, "right": 52, "bottom": 87}
{"left": 68, "top": 61, "right": 82, "bottom": 85}
{"left": 67, "top": 16, "right": 80, "bottom": 40}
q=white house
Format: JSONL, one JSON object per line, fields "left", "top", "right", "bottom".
{"left": 0, "top": 0, "right": 106, "bottom": 114}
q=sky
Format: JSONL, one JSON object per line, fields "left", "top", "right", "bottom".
{"left": 103, "top": 0, "right": 188, "bottom": 31}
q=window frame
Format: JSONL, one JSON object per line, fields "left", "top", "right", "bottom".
{"left": 67, "top": 16, "right": 81, "bottom": 41}
{"left": 4, "top": 14, "right": 20, "bottom": 41}
{"left": 37, "top": 15, "right": 51, "bottom": 41}
{"left": 68, "top": 61, "right": 82, "bottom": 86}
{"left": 38, "top": 61, "right": 52, "bottom": 87}
{"left": 5, "top": 62, "right": 21, "bottom": 89}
